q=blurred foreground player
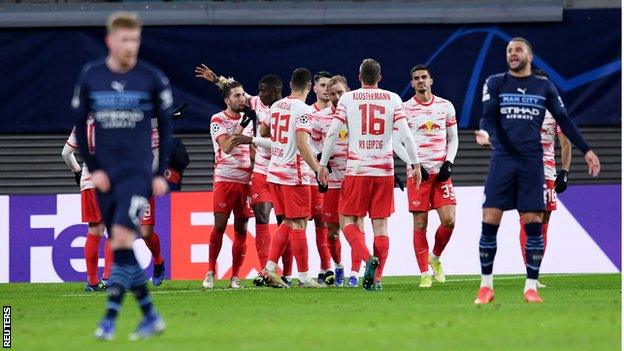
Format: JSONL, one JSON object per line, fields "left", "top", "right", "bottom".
{"left": 394, "top": 64, "right": 459, "bottom": 288}
{"left": 474, "top": 38, "right": 600, "bottom": 304}
{"left": 318, "top": 59, "right": 421, "bottom": 291}
{"left": 62, "top": 117, "right": 113, "bottom": 292}
{"left": 72, "top": 12, "right": 172, "bottom": 339}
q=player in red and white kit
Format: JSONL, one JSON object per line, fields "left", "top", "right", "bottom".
{"left": 394, "top": 65, "right": 459, "bottom": 288}
{"left": 195, "top": 64, "right": 286, "bottom": 286}
{"left": 518, "top": 69, "right": 571, "bottom": 288}
{"left": 306, "top": 71, "right": 335, "bottom": 285}
{"left": 201, "top": 79, "right": 255, "bottom": 289}
{"left": 62, "top": 117, "right": 113, "bottom": 292}
{"left": 311, "top": 75, "right": 366, "bottom": 287}
{"left": 318, "top": 59, "right": 422, "bottom": 291}
{"left": 260, "top": 68, "right": 324, "bottom": 288}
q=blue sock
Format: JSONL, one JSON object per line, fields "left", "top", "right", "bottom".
{"left": 524, "top": 222, "right": 544, "bottom": 280}
{"left": 479, "top": 222, "right": 499, "bottom": 275}
{"left": 132, "top": 284, "right": 155, "bottom": 317}
{"left": 104, "top": 249, "right": 136, "bottom": 320}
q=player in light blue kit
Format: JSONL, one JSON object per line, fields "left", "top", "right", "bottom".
{"left": 72, "top": 12, "right": 172, "bottom": 339}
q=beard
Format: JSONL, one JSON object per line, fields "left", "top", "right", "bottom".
{"left": 508, "top": 58, "right": 528, "bottom": 72}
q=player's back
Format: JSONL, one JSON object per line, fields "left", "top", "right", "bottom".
{"left": 266, "top": 97, "right": 313, "bottom": 185}
{"left": 77, "top": 59, "right": 169, "bottom": 182}
{"left": 335, "top": 88, "right": 405, "bottom": 176}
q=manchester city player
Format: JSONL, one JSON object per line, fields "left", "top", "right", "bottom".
{"left": 473, "top": 37, "right": 600, "bottom": 304}
{"left": 72, "top": 12, "right": 172, "bottom": 339}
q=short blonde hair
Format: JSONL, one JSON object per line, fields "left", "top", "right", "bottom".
{"left": 327, "top": 75, "right": 348, "bottom": 89}
{"left": 106, "top": 11, "right": 142, "bottom": 34}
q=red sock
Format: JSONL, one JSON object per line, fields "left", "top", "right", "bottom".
{"left": 519, "top": 217, "right": 527, "bottom": 264}
{"left": 282, "top": 239, "right": 293, "bottom": 277}
{"left": 373, "top": 236, "right": 389, "bottom": 282}
{"left": 328, "top": 235, "right": 342, "bottom": 265}
{"left": 542, "top": 223, "right": 549, "bottom": 255}
{"left": 255, "top": 224, "right": 271, "bottom": 268}
{"left": 232, "top": 234, "right": 247, "bottom": 278}
{"left": 432, "top": 225, "right": 453, "bottom": 257}
{"left": 84, "top": 233, "right": 101, "bottom": 285}
{"left": 413, "top": 229, "right": 429, "bottom": 273}
{"left": 103, "top": 238, "right": 112, "bottom": 280}
{"left": 144, "top": 232, "right": 164, "bottom": 265}
{"left": 208, "top": 230, "right": 224, "bottom": 273}
{"left": 291, "top": 228, "right": 309, "bottom": 273}
{"left": 343, "top": 224, "right": 371, "bottom": 263}
{"left": 316, "top": 227, "right": 331, "bottom": 271}
{"left": 269, "top": 223, "right": 290, "bottom": 265}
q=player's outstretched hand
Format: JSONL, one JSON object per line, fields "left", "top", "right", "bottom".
{"left": 91, "top": 170, "right": 110, "bottom": 193}
{"left": 411, "top": 164, "right": 422, "bottom": 188}
{"left": 554, "top": 170, "right": 569, "bottom": 193}
{"left": 73, "top": 170, "right": 82, "bottom": 187}
{"left": 584, "top": 150, "right": 600, "bottom": 177}
{"left": 317, "top": 165, "right": 329, "bottom": 186}
{"left": 436, "top": 161, "right": 453, "bottom": 182}
{"left": 474, "top": 129, "right": 491, "bottom": 146}
{"left": 195, "top": 64, "right": 217, "bottom": 82}
{"left": 152, "top": 176, "right": 169, "bottom": 196}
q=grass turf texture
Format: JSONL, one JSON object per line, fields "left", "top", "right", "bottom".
{"left": 1, "top": 274, "right": 619, "bottom": 351}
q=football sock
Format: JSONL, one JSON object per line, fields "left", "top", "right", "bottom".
{"left": 84, "top": 233, "right": 101, "bottom": 285}
{"left": 542, "top": 223, "right": 549, "bottom": 254}
{"left": 524, "top": 222, "right": 544, "bottom": 280}
{"left": 105, "top": 249, "right": 139, "bottom": 320}
{"left": 412, "top": 229, "right": 429, "bottom": 273}
{"left": 316, "top": 227, "right": 331, "bottom": 271}
{"left": 231, "top": 233, "right": 247, "bottom": 278}
{"left": 328, "top": 235, "right": 342, "bottom": 265}
{"left": 480, "top": 274, "right": 493, "bottom": 289}
{"left": 290, "top": 228, "right": 309, "bottom": 273}
{"left": 103, "top": 238, "right": 112, "bottom": 280}
{"left": 255, "top": 224, "right": 271, "bottom": 268}
{"left": 268, "top": 223, "right": 290, "bottom": 265}
{"left": 524, "top": 278, "right": 538, "bottom": 293}
{"left": 343, "top": 224, "right": 371, "bottom": 263}
{"left": 131, "top": 283, "right": 154, "bottom": 317}
{"left": 144, "top": 232, "right": 164, "bottom": 265}
{"left": 432, "top": 225, "right": 453, "bottom": 257}
{"left": 479, "top": 222, "right": 499, "bottom": 275}
{"left": 208, "top": 229, "right": 224, "bottom": 273}
{"left": 373, "top": 236, "right": 389, "bottom": 282}
{"left": 282, "top": 239, "right": 293, "bottom": 277}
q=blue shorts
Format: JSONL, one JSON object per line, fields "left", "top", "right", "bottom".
{"left": 97, "top": 176, "right": 151, "bottom": 234}
{"left": 483, "top": 155, "right": 545, "bottom": 212}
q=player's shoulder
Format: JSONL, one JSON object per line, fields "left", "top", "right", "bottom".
{"left": 434, "top": 95, "right": 454, "bottom": 107}
{"left": 210, "top": 110, "right": 227, "bottom": 122}
{"left": 79, "top": 58, "right": 107, "bottom": 76}
{"left": 485, "top": 72, "right": 506, "bottom": 85}
{"left": 136, "top": 60, "right": 170, "bottom": 84}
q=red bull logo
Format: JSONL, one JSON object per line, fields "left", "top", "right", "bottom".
{"left": 418, "top": 121, "right": 442, "bottom": 133}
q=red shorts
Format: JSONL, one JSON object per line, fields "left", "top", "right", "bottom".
{"left": 140, "top": 196, "right": 156, "bottom": 226}
{"left": 213, "top": 182, "right": 252, "bottom": 219}
{"left": 407, "top": 175, "right": 456, "bottom": 212}
{"left": 81, "top": 188, "right": 102, "bottom": 224}
{"left": 323, "top": 188, "right": 341, "bottom": 224}
{"left": 339, "top": 175, "right": 394, "bottom": 219}
{"left": 269, "top": 183, "right": 310, "bottom": 219}
{"left": 309, "top": 185, "right": 324, "bottom": 218}
{"left": 250, "top": 172, "right": 272, "bottom": 205}
{"left": 544, "top": 179, "right": 557, "bottom": 212}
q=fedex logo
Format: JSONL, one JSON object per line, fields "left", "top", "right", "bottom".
{"left": 0, "top": 194, "right": 164, "bottom": 283}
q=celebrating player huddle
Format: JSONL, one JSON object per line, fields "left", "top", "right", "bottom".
{"left": 68, "top": 11, "right": 602, "bottom": 341}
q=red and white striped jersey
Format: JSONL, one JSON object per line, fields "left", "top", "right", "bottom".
{"left": 541, "top": 110, "right": 562, "bottom": 180}
{"left": 248, "top": 95, "right": 272, "bottom": 175}
{"left": 210, "top": 110, "right": 254, "bottom": 184}
{"left": 403, "top": 95, "right": 456, "bottom": 174}
{"left": 335, "top": 87, "right": 405, "bottom": 177}
{"left": 311, "top": 106, "right": 348, "bottom": 188}
{"left": 264, "top": 97, "right": 314, "bottom": 185}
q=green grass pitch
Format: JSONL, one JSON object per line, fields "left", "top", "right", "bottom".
{"left": 1, "top": 274, "right": 620, "bottom": 351}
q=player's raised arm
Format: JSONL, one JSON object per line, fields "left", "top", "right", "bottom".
{"left": 545, "top": 81, "right": 600, "bottom": 176}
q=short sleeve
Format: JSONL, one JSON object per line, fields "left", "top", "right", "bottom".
{"left": 210, "top": 116, "right": 228, "bottom": 140}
